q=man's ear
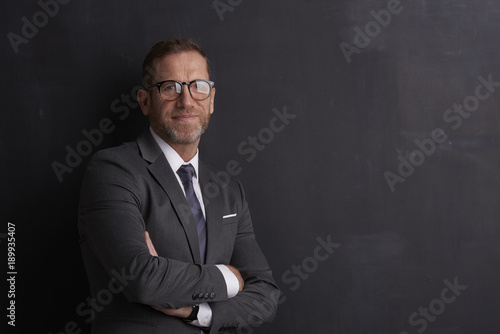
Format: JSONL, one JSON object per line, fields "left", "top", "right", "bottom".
{"left": 137, "top": 89, "right": 151, "bottom": 116}
{"left": 209, "top": 88, "right": 215, "bottom": 115}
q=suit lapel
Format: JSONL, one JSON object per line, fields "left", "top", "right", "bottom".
{"left": 137, "top": 132, "right": 202, "bottom": 264}
{"left": 199, "top": 161, "right": 225, "bottom": 264}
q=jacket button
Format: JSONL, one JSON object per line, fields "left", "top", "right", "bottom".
{"left": 210, "top": 292, "right": 215, "bottom": 299}
{"left": 192, "top": 293, "right": 198, "bottom": 300}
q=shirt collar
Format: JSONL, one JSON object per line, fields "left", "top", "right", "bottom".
{"left": 149, "top": 127, "right": 200, "bottom": 179}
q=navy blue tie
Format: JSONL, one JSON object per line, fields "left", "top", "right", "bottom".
{"left": 177, "top": 164, "right": 207, "bottom": 263}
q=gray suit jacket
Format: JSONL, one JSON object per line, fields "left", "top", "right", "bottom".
{"left": 78, "top": 131, "right": 279, "bottom": 334}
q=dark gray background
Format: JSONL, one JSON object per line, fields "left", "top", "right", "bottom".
{"left": 2, "top": 0, "right": 500, "bottom": 333}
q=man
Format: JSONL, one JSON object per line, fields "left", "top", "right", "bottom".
{"left": 78, "top": 38, "right": 279, "bottom": 333}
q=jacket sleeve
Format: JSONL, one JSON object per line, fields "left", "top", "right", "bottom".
{"left": 208, "top": 181, "right": 280, "bottom": 333}
{"left": 78, "top": 148, "right": 228, "bottom": 309}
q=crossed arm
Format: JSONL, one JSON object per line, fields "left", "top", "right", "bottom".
{"left": 79, "top": 150, "right": 279, "bottom": 331}
{"left": 144, "top": 231, "right": 244, "bottom": 319}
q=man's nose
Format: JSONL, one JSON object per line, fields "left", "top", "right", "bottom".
{"left": 176, "top": 84, "right": 194, "bottom": 108}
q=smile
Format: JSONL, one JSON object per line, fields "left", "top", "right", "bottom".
{"left": 172, "top": 114, "right": 198, "bottom": 121}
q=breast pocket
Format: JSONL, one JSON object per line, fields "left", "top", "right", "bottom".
{"left": 222, "top": 213, "right": 238, "bottom": 224}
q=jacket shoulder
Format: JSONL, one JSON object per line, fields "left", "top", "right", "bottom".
{"left": 91, "top": 141, "right": 140, "bottom": 161}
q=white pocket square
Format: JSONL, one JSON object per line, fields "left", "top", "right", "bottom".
{"left": 223, "top": 213, "right": 237, "bottom": 219}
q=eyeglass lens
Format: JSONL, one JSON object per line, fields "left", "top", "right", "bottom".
{"left": 159, "top": 81, "right": 211, "bottom": 100}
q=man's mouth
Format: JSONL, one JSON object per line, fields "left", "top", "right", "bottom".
{"left": 172, "top": 113, "right": 198, "bottom": 121}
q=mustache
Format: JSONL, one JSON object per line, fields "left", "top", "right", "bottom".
{"left": 171, "top": 108, "right": 198, "bottom": 116}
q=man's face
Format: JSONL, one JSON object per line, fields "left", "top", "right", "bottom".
{"left": 139, "top": 51, "right": 215, "bottom": 146}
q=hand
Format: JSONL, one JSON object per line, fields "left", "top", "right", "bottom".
{"left": 152, "top": 305, "right": 193, "bottom": 319}
{"left": 225, "top": 264, "right": 245, "bottom": 291}
{"left": 144, "top": 231, "right": 158, "bottom": 256}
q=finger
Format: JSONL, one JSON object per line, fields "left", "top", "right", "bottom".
{"left": 144, "top": 231, "right": 158, "bottom": 256}
{"left": 145, "top": 232, "right": 158, "bottom": 256}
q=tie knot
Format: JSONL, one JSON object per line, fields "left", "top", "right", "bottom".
{"left": 177, "top": 164, "right": 195, "bottom": 184}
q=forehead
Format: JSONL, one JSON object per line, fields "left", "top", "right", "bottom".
{"left": 152, "top": 51, "right": 209, "bottom": 81}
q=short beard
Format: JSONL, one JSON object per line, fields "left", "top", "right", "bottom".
{"left": 164, "top": 122, "right": 205, "bottom": 144}
{"left": 153, "top": 113, "right": 211, "bottom": 145}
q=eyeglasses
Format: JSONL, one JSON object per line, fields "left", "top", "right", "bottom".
{"left": 145, "top": 80, "right": 215, "bottom": 101}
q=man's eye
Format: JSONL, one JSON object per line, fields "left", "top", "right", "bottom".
{"left": 163, "top": 84, "right": 176, "bottom": 91}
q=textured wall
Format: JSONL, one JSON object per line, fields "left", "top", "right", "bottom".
{"left": 3, "top": 0, "right": 500, "bottom": 333}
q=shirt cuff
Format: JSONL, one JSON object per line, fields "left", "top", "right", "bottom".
{"left": 215, "top": 264, "right": 239, "bottom": 298}
{"left": 190, "top": 302, "right": 212, "bottom": 327}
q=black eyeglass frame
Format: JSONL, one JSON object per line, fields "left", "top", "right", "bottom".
{"left": 144, "top": 80, "right": 215, "bottom": 101}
